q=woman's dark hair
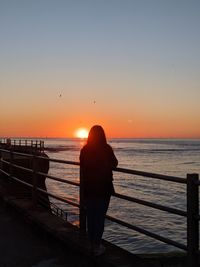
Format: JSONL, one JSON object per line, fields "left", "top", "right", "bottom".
{"left": 87, "top": 125, "right": 107, "bottom": 146}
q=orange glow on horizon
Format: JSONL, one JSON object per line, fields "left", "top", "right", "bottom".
{"left": 1, "top": 114, "right": 200, "bottom": 139}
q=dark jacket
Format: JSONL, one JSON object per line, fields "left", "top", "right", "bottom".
{"left": 80, "top": 144, "right": 118, "bottom": 198}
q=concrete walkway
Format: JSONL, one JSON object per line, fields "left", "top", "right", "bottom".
{"left": 0, "top": 189, "right": 187, "bottom": 267}
{"left": 0, "top": 198, "right": 92, "bottom": 267}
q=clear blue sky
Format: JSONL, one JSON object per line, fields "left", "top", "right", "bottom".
{"left": 0, "top": 0, "right": 200, "bottom": 138}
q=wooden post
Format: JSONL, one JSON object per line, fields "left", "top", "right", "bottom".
{"left": 32, "top": 155, "right": 38, "bottom": 208}
{"left": 79, "top": 167, "right": 86, "bottom": 233}
{"left": 187, "top": 173, "right": 199, "bottom": 267}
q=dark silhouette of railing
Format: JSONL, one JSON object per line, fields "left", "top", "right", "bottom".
{"left": 0, "top": 143, "right": 199, "bottom": 267}
{"left": 0, "top": 138, "right": 44, "bottom": 152}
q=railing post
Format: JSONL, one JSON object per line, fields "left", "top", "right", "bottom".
{"left": 187, "top": 173, "right": 199, "bottom": 267}
{"left": 79, "top": 167, "right": 86, "bottom": 233}
{"left": 32, "top": 155, "right": 38, "bottom": 208}
{"left": 8, "top": 148, "right": 14, "bottom": 193}
{"left": 0, "top": 149, "right": 2, "bottom": 170}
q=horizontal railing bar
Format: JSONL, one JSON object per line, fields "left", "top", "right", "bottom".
{"left": 40, "top": 157, "right": 186, "bottom": 184}
{"left": 115, "top": 167, "right": 186, "bottom": 184}
{"left": 114, "top": 193, "right": 187, "bottom": 217}
{"left": 12, "top": 164, "right": 33, "bottom": 173}
{"left": 37, "top": 171, "right": 80, "bottom": 187}
{"left": 36, "top": 188, "right": 80, "bottom": 208}
{"left": 39, "top": 156, "right": 186, "bottom": 184}
{"left": 10, "top": 175, "right": 33, "bottom": 188}
{"left": 11, "top": 151, "right": 34, "bottom": 157}
{"left": 0, "top": 160, "right": 190, "bottom": 252}
{"left": 1, "top": 157, "right": 187, "bottom": 217}
{"left": 0, "top": 149, "right": 33, "bottom": 157}
{"left": 106, "top": 215, "right": 187, "bottom": 251}
{"left": 0, "top": 159, "right": 34, "bottom": 173}
{"left": 37, "top": 155, "right": 80, "bottom": 166}
{"left": 0, "top": 168, "right": 79, "bottom": 209}
{"left": 0, "top": 154, "right": 188, "bottom": 219}
{"left": 1, "top": 162, "right": 187, "bottom": 216}
{"left": 0, "top": 149, "right": 11, "bottom": 154}
{"left": 1, "top": 158, "right": 79, "bottom": 187}
{"left": 0, "top": 149, "right": 187, "bottom": 184}
{"left": 0, "top": 168, "right": 9, "bottom": 176}
{"left": 0, "top": 159, "right": 10, "bottom": 165}
{"left": 105, "top": 214, "right": 136, "bottom": 231}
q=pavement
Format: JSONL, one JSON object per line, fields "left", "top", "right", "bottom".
{"left": 0, "top": 198, "right": 93, "bottom": 267}
{"left": 0, "top": 179, "right": 187, "bottom": 267}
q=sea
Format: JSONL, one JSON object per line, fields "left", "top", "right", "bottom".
{"left": 43, "top": 138, "right": 200, "bottom": 254}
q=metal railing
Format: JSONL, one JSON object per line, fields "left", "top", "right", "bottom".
{"left": 0, "top": 146, "right": 199, "bottom": 267}
{"left": 0, "top": 138, "right": 44, "bottom": 152}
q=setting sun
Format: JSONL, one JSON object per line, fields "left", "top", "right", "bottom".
{"left": 75, "top": 128, "right": 89, "bottom": 139}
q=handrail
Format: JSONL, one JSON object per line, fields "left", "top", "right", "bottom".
{"left": 0, "top": 149, "right": 36, "bottom": 157}
{"left": 0, "top": 146, "right": 199, "bottom": 267}
{"left": 115, "top": 167, "right": 186, "bottom": 184}
{"left": 0, "top": 154, "right": 186, "bottom": 217}
{"left": 37, "top": 172, "right": 80, "bottom": 187}
{"left": 0, "top": 157, "right": 187, "bottom": 219}
{"left": 0, "top": 164, "right": 188, "bottom": 250}
{"left": 1, "top": 159, "right": 34, "bottom": 174}
{"left": 0, "top": 167, "right": 80, "bottom": 208}
{"left": 0, "top": 150, "right": 189, "bottom": 183}
{"left": 113, "top": 192, "right": 187, "bottom": 217}
{"left": 37, "top": 155, "right": 79, "bottom": 166}
{"left": 106, "top": 215, "right": 187, "bottom": 251}
{"left": 36, "top": 155, "right": 187, "bottom": 183}
{"left": 37, "top": 187, "right": 80, "bottom": 208}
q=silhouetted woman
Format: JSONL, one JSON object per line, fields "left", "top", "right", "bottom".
{"left": 80, "top": 125, "right": 118, "bottom": 256}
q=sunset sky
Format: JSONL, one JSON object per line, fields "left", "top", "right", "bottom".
{"left": 0, "top": 0, "right": 199, "bottom": 138}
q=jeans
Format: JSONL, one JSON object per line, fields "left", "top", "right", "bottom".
{"left": 85, "top": 196, "right": 110, "bottom": 246}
